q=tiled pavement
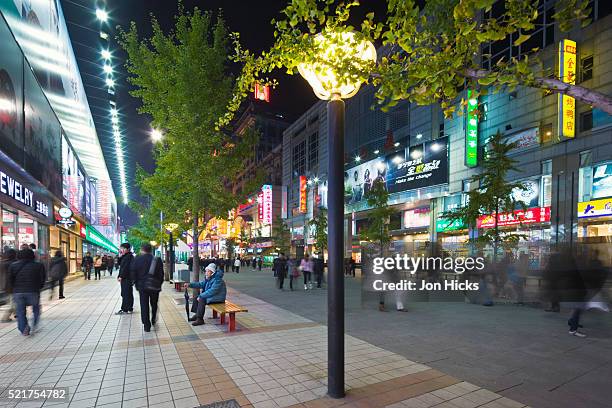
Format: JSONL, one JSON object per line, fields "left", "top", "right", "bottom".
{"left": 0, "top": 275, "right": 530, "bottom": 408}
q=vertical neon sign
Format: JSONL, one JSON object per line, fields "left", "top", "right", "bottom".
{"left": 558, "top": 39, "right": 576, "bottom": 139}
{"left": 465, "top": 89, "right": 479, "bottom": 167}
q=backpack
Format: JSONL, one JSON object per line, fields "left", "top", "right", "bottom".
{"left": 142, "top": 256, "right": 163, "bottom": 292}
{"left": 50, "top": 259, "right": 65, "bottom": 280}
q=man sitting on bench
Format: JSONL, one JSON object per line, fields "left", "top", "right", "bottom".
{"left": 184, "top": 263, "right": 226, "bottom": 326}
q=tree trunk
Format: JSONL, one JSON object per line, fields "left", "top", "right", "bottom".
{"left": 192, "top": 215, "right": 200, "bottom": 283}
{"left": 464, "top": 68, "right": 612, "bottom": 114}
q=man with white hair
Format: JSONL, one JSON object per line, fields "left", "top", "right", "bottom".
{"left": 184, "top": 263, "right": 226, "bottom": 326}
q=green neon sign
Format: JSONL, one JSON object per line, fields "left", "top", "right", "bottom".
{"left": 466, "top": 90, "right": 478, "bottom": 168}
{"left": 436, "top": 218, "right": 466, "bottom": 233}
{"left": 86, "top": 225, "right": 118, "bottom": 253}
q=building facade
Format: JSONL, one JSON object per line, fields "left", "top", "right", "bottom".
{"left": 0, "top": 2, "right": 119, "bottom": 272}
{"left": 281, "top": 3, "right": 612, "bottom": 268}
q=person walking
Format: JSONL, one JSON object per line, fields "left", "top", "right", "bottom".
{"left": 288, "top": 258, "right": 299, "bottom": 291}
{"left": 48, "top": 251, "right": 68, "bottom": 300}
{"left": 93, "top": 255, "right": 103, "bottom": 280}
{"left": 116, "top": 243, "right": 134, "bottom": 315}
{"left": 300, "top": 254, "right": 313, "bottom": 290}
{"left": 106, "top": 255, "right": 115, "bottom": 277}
{"left": 257, "top": 257, "right": 263, "bottom": 271}
{"left": 313, "top": 254, "right": 324, "bottom": 288}
{"left": 82, "top": 252, "right": 93, "bottom": 280}
{"left": 234, "top": 257, "right": 241, "bottom": 274}
{"left": 274, "top": 253, "right": 288, "bottom": 289}
{"left": 184, "top": 263, "right": 226, "bottom": 326}
{"left": 0, "top": 248, "right": 17, "bottom": 322}
{"left": 130, "top": 243, "right": 164, "bottom": 332}
{"left": 9, "top": 248, "right": 46, "bottom": 335}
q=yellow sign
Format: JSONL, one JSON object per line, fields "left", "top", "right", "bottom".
{"left": 558, "top": 39, "right": 576, "bottom": 138}
{"left": 577, "top": 198, "right": 612, "bottom": 218}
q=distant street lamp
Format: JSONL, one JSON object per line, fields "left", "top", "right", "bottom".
{"left": 151, "top": 128, "right": 164, "bottom": 143}
{"left": 298, "top": 31, "right": 376, "bottom": 399}
{"left": 95, "top": 9, "right": 108, "bottom": 22}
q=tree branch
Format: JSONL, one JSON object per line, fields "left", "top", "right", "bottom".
{"left": 465, "top": 68, "right": 612, "bottom": 114}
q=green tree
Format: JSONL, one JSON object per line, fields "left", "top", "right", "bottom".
{"left": 225, "top": 238, "right": 237, "bottom": 258}
{"left": 443, "top": 132, "right": 527, "bottom": 259}
{"left": 118, "top": 7, "right": 259, "bottom": 282}
{"left": 308, "top": 208, "right": 328, "bottom": 256}
{"left": 359, "top": 180, "right": 395, "bottom": 257}
{"left": 272, "top": 215, "right": 291, "bottom": 255}
{"left": 219, "top": 0, "right": 610, "bottom": 129}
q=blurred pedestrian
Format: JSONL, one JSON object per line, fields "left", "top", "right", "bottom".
{"left": 116, "top": 243, "right": 134, "bottom": 315}
{"left": 288, "top": 258, "right": 299, "bottom": 291}
{"left": 511, "top": 253, "right": 529, "bottom": 305}
{"left": 257, "top": 257, "right": 262, "bottom": 271}
{"left": 313, "top": 253, "right": 324, "bottom": 288}
{"left": 0, "top": 248, "right": 17, "bottom": 322}
{"left": 82, "top": 252, "right": 93, "bottom": 280}
{"left": 234, "top": 256, "right": 241, "bottom": 274}
{"left": 274, "top": 253, "right": 288, "bottom": 289}
{"left": 106, "top": 255, "right": 115, "bottom": 277}
{"left": 48, "top": 250, "right": 68, "bottom": 300}
{"left": 94, "top": 255, "right": 103, "bottom": 280}
{"left": 10, "top": 249, "right": 45, "bottom": 335}
{"left": 300, "top": 254, "right": 313, "bottom": 290}
{"left": 130, "top": 243, "right": 164, "bottom": 332}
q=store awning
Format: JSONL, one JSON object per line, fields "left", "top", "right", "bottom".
{"left": 85, "top": 225, "right": 118, "bottom": 254}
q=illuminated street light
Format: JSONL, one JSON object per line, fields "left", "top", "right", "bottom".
{"left": 105, "top": 77, "right": 115, "bottom": 87}
{"left": 101, "top": 49, "right": 111, "bottom": 60}
{"left": 151, "top": 128, "right": 164, "bottom": 142}
{"left": 95, "top": 9, "right": 108, "bottom": 22}
{"left": 103, "top": 64, "right": 113, "bottom": 74}
{"left": 298, "top": 30, "right": 375, "bottom": 399}
{"left": 355, "top": 155, "right": 361, "bottom": 163}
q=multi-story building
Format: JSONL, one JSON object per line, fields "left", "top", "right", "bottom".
{"left": 0, "top": 2, "right": 119, "bottom": 272}
{"left": 282, "top": 1, "right": 612, "bottom": 267}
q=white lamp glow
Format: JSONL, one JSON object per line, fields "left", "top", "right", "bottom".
{"left": 298, "top": 31, "right": 376, "bottom": 101}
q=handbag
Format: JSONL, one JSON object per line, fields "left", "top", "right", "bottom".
{"left": 142, "top": 256, "right": 163, "bottom": 292}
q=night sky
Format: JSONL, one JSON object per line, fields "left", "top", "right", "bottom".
{"left": 61, "top": 0, "right": 384, "bottom": 227}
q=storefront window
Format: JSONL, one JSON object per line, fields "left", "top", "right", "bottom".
{"left": 38, "top": 224, "right": 49, "bottom": 268}
{"left": 541, "top": 160, "right": 552, "bottom": 207}
{"left": 18, "top": 214, "right": 37, "bottom": 248}
{"left": 1, "top": 208, "right": 17, "bottom": 250}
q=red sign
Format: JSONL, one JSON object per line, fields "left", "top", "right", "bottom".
{"left": 299, "top": 176, "right": 308, "bottom": 213}
{"left": 254, "top": 83, "right": 270, "bottom": 102}
{"left": 257, "top": 191, "right": 264, "bottom": 221}
{"left": 477, "top": 206, "right": 551, "bottom": 228}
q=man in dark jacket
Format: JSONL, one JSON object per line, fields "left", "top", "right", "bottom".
{"left": 116, "top": 243, "right": 134, "bottom": 315}
{"left": 49, "top": 250, "right": 68, "bottom": 300}
{"left": 82, "top": 252, "right": 93, "bottom": 280}
{"left": 130, "top": 243, "right": 163, "bottom": 332}
{"left": 313, "top": 254, "right": 324, "bottom": 288}
{"left": 273, "top": 253, "right": 288, "bottom": 289}
{"left": 9, "top": 249, "right": 46, "bottom": 335}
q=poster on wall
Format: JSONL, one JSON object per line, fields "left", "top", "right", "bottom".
{"left": 512, "top": 179, "right": 540, "bottom": 209}
{"left": 505, "top": 127, "right": 540, "bottom": 152}
{"left": 345, "top": 138, "right": 449, "bottom": 204}
{"left": 592, "top": 163, "right": 612, "bottom": 199}
{"left": 386, "top": 136, "right": 449, "bottom": 194}
{"left": 0, "top": 16, "right": 24, "bottom": 164}
{"left": 96, "top": 179, "right": 112, "bottom": 226}
{"left": 345, "top": 157, "right": 386, "bottom": 204}
{"left": 24, "top": 63, "right": 62, "bottom": 198}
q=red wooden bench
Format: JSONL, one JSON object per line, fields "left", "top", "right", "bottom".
{"left": 209, "top": 301, "right": 248, "bottom": 332}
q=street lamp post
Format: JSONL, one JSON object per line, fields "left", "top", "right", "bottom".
{"left": 298, "top": 31, "right": 376, "bottom": 399}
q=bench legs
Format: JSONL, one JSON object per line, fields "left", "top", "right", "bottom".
{"left": 220, "top": 313, "right": 225, "bottom": 325}
{"left": 229, "top": 312, "right": 236, "bottom": 332}
{"left": 212, "top": 310, "right": 218, "bottom": 319}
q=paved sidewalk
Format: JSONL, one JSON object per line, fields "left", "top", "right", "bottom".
{"left": 221, "top": 267, "right": 612, "bottom": 408}
{"left": 0, "top": 274, "right": 530, "bottom": 408}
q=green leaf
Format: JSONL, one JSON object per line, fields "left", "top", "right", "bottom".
{"left": 514, "top": 33, "right": 531, "bottom": 46}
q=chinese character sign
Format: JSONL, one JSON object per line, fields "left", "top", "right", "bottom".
{"left": 262, "top": 185, "right": 273, "bottom": 225}
{"left": 299, "top": 176, "right": 307, "bottom": 213}
{"left": 465, "top": 90, "right": 478, "bottom": 167}
{"left": 477, "top": 206, "right": 551, "bottom": 228}
{"left": 257, "top": 191, "right": 264, "bottom": 221}
{"left": 558, "top": 39, "right": 576, "bottom": 139}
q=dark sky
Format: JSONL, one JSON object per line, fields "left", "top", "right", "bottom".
{"left": 62, "top": 0, "right": 385, "bottom": 227}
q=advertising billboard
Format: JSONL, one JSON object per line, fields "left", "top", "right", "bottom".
{"left": 346, "top": 137, "right": 449, "bottom": 204}
{"left": 512, "top": 179, "right": 540, "bottom": 209}
{"left": 0, "top": 15, "right": 24, "bottom": 164}
{"left": 592, "top": 163, "right": 612, "bottom": 199}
